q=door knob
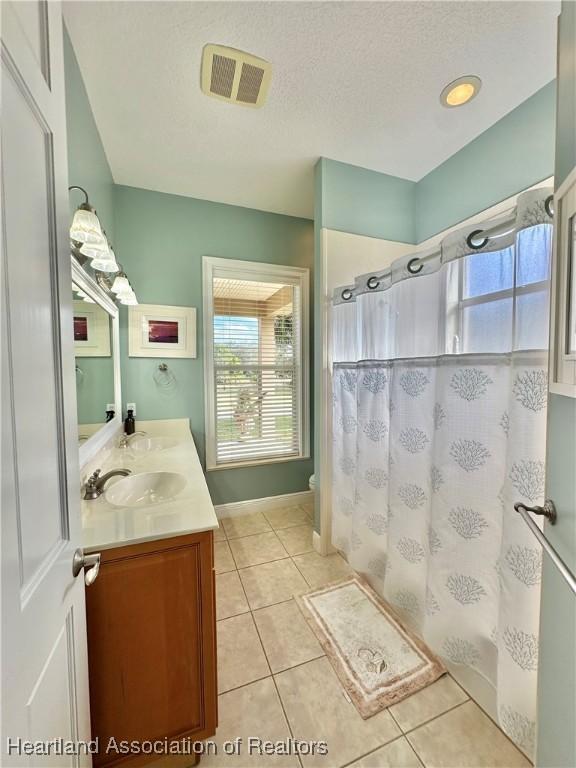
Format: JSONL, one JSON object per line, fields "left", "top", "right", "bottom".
{"left": 514, "top": 500, "right": 557, "bottom": 524}
{"left": 72, "top": 548, "right": 101, "bottom": 586}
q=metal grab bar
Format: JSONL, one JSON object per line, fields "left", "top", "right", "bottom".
{"left": 515, "top": 503, "right": 576, "bottom": 595}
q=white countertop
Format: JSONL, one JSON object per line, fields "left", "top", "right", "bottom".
{"left": 81, "top": 419, "right": 219, "bottom": 553}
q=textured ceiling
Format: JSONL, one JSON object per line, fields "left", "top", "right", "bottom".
{"left": 63, "top": 1, "right": 559, "bottom": 219}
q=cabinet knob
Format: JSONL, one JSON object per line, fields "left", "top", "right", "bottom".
{"left": 72, "top": 548, "right": 101, "bottom": 586}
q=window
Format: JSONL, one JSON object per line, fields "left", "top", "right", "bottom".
{"left": 448, "top": 224, "right": 552, "bottom": 354}
{"left": 203, "top": 257, "right": 309, "bottom": 469}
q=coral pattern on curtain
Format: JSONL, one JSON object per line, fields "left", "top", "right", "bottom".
{"left": 331, "top": 189, "right": 553, "bottom": 758}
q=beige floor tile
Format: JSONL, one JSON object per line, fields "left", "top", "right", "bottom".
{"left": 347, "top": 737, "right": 423, "bottom": 768}
{"left": 264, "top": 505, "right": 311, "bottom": 530}
{"left": 275, "top": 657, "right": 401, "bottom": 767}
{"left": 216, "top": 571, "right": 249, "bottom": 620}
{"left": 217, "top": 613, "right": 270, "bottom": 693}
{"left": 275, "top": 524, "right": 314, "bottom": 555}
{"left": 253, "top": 599, "right": 324, "bottom": 672}
{"left": 202, "top": 678, "right": 299, "bottom": 767}
{"left": 390, "top": 675, "right": 468, "bottom": 733}
{"left": 239, "top": 558, "right": 309, "bottom": 610}
{"left": 213, "top": 524, "right": 226, "bottom": 542}
{"left": 221, "top": 512, "right": 272, "bottom": 539}
{"left": 406, "top": 700, "right": 531, "bottom": 768}
{"left": 291, "top": 551, "right": 353, "bottom": 588}
{"left": 301, "top": 501, "right": 314, "bottom": 517}
{"left": 229, "top": 531, "right": 289, "bottom": 569}
{"left": 214, "top": 541, "right": 236, "bottom": 574}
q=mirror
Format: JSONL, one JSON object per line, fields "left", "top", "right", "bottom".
{"left": 73, "top": 284, "right": 114, "bottom": 442}
{"left": 71, "top": 258, "right": 121, "bottom": 462}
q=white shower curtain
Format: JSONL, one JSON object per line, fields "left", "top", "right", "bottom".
{"left": 331, "top": 189, "right": 553, "bottom": 757}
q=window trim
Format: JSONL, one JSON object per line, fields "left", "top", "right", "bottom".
{"left": 202, "top": 256, "right": 310, "bottom": 471}
{"left": 451, "top": 249, "right": 549, "bottom": 353}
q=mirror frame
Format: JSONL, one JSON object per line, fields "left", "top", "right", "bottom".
{"left": 549, "top": 167, "right": 576, "bottom": 398}
{"left": 72, "top": 257, "right": 122, "bottom": 466}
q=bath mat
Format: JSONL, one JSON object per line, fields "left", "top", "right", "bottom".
{"left": 297, "top": 576, "right": 445, "bottom": 718}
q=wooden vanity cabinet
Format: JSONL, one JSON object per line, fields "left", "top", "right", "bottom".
{"left": 85, "top": 530, "right": 217, "bottom": 767}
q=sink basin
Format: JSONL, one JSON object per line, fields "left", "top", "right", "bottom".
{"left": 129, "top": 436, "right": 179, "bottom": 454}
{"left": 105, "top": 471, "right": 187, "bottom": 508}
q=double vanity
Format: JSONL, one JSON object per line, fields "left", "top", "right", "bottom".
{"left": 81, "top": 418, "right": 218, "bottom": 768}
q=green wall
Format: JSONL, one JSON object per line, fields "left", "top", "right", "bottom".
{"left": 314, "top": 84, "right": 556, "bottom": 529}
{"left": 537, "top": 3, "right": 576, "bottom": 766}
{"left": 64, "top": 27, "right": 117, "bottom": 426}
{"left": 75, "top": 355, "right": 114, "bottom": 425}
{"left": 114, "top": 185, "right": 314, "bottom": 506}
{"left": 316, "top": 81, "right": 556, "bottom": 245}
{"left": 318, "top": 158, "right": 417, "bottom": 243}
{"left": 63, "top": 27, "right": 115, "bottom": 240}
{"left": 416, "top": 81, "right": 556, "bottom": 241}
{"left": 64, "top": 28, "right": 314, "bottom": 504}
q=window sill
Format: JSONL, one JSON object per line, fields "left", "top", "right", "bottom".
{"left": 206, "top": 453, "right": 311, "bottom": 471}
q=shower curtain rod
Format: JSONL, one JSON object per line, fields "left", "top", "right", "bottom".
{"left": 337, "top": 193, "right": 553, "bottom": 302}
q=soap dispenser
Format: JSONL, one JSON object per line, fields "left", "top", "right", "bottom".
{"left": 124, "top": 408, "right": 135, "bottom": 435}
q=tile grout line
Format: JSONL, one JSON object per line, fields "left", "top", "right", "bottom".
{"left": 224, "top": 545, "right": 306, "bottom": 768}
{"left": 339, "top": 734, "right": 426, "bottom": 768}
{"left": 215, "top": 511, "right": 528, "bottom": 767}
{"left": 288, "top": 552, "right": 314, "bottom": 588}
{"left": 398, "top": 696, "right": 472, "bottom": 740}
{"left": 246, "top": 583, "right": 305, "bottom": 768}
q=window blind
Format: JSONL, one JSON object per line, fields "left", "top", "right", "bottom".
{"left": 210, "top": 274, "right": 304, "bottom": 466}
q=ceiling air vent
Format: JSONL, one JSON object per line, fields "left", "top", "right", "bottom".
{"left": 201, "top": 44, "right": 271, "bottom": 108}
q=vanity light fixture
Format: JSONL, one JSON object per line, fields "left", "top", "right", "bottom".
{"left": 70, "top": 186, "right": 138, "bottom": 305}
{"left": 69, "top": 186, "right": 106, "bottom": 245}
{"left": 94, "top": 263, "right": 139, "bottom": 306}
{"left": 119, "top": 291, "right": 138, "bottom": 306}
{"left": 440, "top": 75, "right": 482, "bottom": 108}
{"left": 90, "top": 244, "right": 119, "bottom": 274}
{"left": 111, "top": 271, "right": 130, "bottom": 295}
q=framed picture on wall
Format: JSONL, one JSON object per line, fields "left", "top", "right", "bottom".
{"left": 128, "top": 303, "right": 197, "bottom": 358}
{"left": 73, "top": 299, "right": 111, "bottom": 357}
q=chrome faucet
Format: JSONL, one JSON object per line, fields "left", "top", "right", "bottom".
{"left": 118, "top": 431, "right": 147, "bottom": 448}
{"left": 83, "top": 468, "right": 131, "bottom": 500}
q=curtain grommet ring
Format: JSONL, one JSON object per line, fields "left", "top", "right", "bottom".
{"left": 545, "top": 194, "right": 554, "bottom": 218}
{"left": 407, "top": 258, "right": 424, "bottom": 274}
{"left": 466, "top": 229, "right": 489, "bottom": 250}
{"left": 341, "top": 288, "right": 353, "bottom": 301}
{"left": 367, "top": 276, "right": 380, "bottom": 290}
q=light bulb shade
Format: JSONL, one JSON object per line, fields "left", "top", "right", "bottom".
{"left": 70, "top": 207, "right": 105, "bottom": 245}
{"left": 120, "top": 290, "right": 138, "bottom": 306}
{"left": 90, "top": 245, "right": 119, "bottom": 273}
{"left": 79, "top": 240, "right": 110, "bottom": 260}
{"left": 111, "top": 274, "right": 130, "bottom": 294}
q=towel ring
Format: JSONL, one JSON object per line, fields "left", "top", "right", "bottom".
{"left": 466, "top": 229, "right": 489, "bottom": 250}
{"left": 367, "top": 276, "right": 380, "bottom": 290}
{"left": 341, "top": 288, "right": 353, "bottom": 301}
{"left": 545, "top": 194, "right": 554, "bottom": 218}
{"left": 407, "top": 258, "right": 424, "bottom": 274}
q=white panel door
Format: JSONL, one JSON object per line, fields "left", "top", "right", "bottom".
{"left": 1, "top": 2, "right": 91, "bottom": 765}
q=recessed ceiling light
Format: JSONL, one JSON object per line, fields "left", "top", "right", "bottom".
{"left": 440, "top": 75, "right": 482, "bottom": 108}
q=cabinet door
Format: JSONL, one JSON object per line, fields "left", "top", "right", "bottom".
{"left": 86, "top": 533, "right": 217, "bottom": 766}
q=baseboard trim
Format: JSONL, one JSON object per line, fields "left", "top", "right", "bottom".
{"left": 215, "top": 490, "right": 314, "bottom": 519}
{"left": 313, "top": 530, "right": 336, "bottom": 556}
